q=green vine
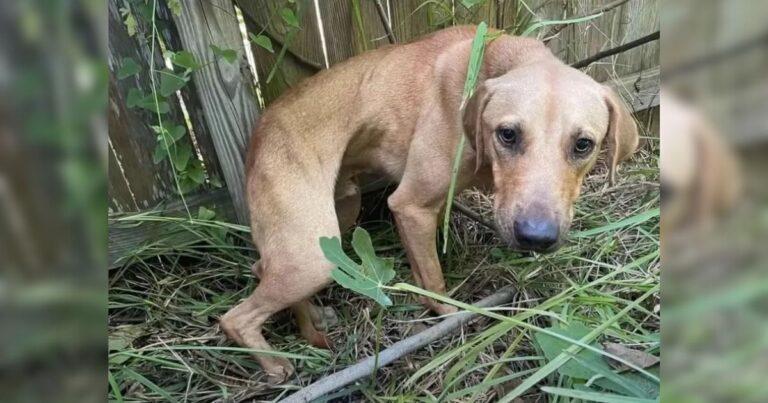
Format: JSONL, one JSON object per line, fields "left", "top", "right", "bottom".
{"left": 116, "top": 0, "right": 298, "bottom": 199}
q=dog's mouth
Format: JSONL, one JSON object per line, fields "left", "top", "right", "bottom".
{"left": 505, "top": 239, "right": 563, "bottom": 254}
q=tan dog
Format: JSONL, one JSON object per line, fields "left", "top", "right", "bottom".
{"left": 220, "top": 26, "right": 639, "bottom": 382}
{"left": 661, "top": 90, "right": 742, "bottom": 237}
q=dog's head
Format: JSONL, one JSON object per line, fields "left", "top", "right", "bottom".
{"left": 464, "top": 62, "right": 638, "bottom": 253}
{"left": 660, "top": 90, "right": 741, "bottom": 237}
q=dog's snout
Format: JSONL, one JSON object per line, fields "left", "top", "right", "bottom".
{"left": 513, "top": 217, "right": 559, "bottom": 251}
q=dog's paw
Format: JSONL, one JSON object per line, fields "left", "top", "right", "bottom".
{"left": 262, "top": 357, "right": 294, "bottom": 385}
{"left": 310, "top": 306, "right": 339, "bottom": 332}
{"left": 419, "top": 297, "right": 459, "bottom": 317}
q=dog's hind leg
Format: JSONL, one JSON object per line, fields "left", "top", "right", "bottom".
{"left": 220, "top": 203, "right": 339, "bottom": 383}
{"left": 335, "top": 176, "right": 361, "bottom": 232}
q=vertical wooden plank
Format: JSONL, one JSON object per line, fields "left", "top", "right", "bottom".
{"left": 108, "top": 141, "right": 137, "bottom": 212}
{"left": 315, "top": 1, "right": 358, "bottom": 63}
{"left": 154, "top": 0, "right": 225, "bottom": 186}
{"left": 171, "top": 0, "right": 260, "bottom": 224}
{"left": 108, "top": 0, "right": 177, "bottom": 211}
{"left": 389, "top": 0, "right": 436, "bottom": 44}
{"left": 236, "top": 0, "right": 321, "bottom": 105}
{"left": 237, "top": 0, "right": 325, "bottom": 68}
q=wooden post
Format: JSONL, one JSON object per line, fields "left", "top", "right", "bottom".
{"left": 171, "top": 0, "right": 259, "bottom": 225}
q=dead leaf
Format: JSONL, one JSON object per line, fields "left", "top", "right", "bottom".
{"left": 604, "top": 342, "right": 660, "bottom": 371}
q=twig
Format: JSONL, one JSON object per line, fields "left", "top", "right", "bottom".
{"left": 452, "top": 201, "right": 497, "bottom": 232}
{"left": 374, "top": 0, "right": 397, "bottom": 44}
{"left": 543, "top": 0, "right": 630, "bottom": 43}
{"left": 665, "top": 28, "right": 768, "bottom": 79}
{"left": 279, "top": 287, "right": 517, "bottom": 403}
{"left": 571, "top": 31, "right": 660, "bottom": 69}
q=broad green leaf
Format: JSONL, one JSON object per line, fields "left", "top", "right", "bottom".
{"left": 153, "top": 123, "right": 185, "bottom": 146}
{"left": 351, "top": 227, "right": 395, "bottom": 284}
{"left": 210, "top": 45, "right": 237, "bottom": 64}
{"left": 320, "top": 228, "right": 394, "bottom": 307}
{"left": 117, "top": 57, "right": 141, "bottom": 79}
{"left": 172, "top": 50, "right": 200, "bottom": 70}
{"left": 197, "top": 206, "right": 216, "bottom": 220}
{"left": 249, "top": 33, "right": 274, "bottom": 53}
{"left": 152, "top": 143, "right": 166, "bottom": 163}
{"left": 535, "top": 322, "right": 611, "bottom": 380}
{"left": 159, "top": 70, "right": 188, "bottom": 97}
{"left": 177, "top": 175, "right": 198, "bottom": 194}
{"left": 186, "top": 160, "right": 206, "bottom": 184}
{"left": 169, "top": 125, "right": 186, "bottom": 141}
{"left": 126, "top": 88, "right": 144, "bottom": 108}
{"left": 280, "top": 8, "right": 300, "bottom": 28}
{"left": 170, "top": 142, "right": 192, "bottom": 170}
{"left": 126, "top": 88, "right": 170, "bottom": 113}
{"left": 594, "top": 366, "right": 660, "bottom": 399}
{"left": 568, "top": 353, "right": 649, "bottom": 398}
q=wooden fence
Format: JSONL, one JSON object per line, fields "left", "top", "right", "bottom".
{"left": 108, "top": 0, "right": 660, "bottom": 267}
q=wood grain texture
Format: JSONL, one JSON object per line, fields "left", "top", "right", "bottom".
{"left": 236, "top": 0, "right": 320, "bottom": 105}
{"left": 171, "top": 0, "right": 260, "bottom": 225}
{"left": 155, "top": 0, "right": 225, "bottom": 185}
{"left": 108, "top": 188, "right": 236, "bottom": 267}
{"left": 608, "top": 66, "right": 660, "bottom": 112}
{"left": 236, "top": 0, "right": 325, "bottom": 68}
{"left": 108, "top": 0, "right": 178, "bottom": 211}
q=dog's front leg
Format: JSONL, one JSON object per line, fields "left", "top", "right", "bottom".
{"left": 388, "top": 194, "right": 458, "bottom": 316}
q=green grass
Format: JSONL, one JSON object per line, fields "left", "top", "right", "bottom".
{"left": 107, "top": 120, "right": 659, "bottom": 401}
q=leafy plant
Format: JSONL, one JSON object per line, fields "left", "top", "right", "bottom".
{"left": 535, "top": 322, "right": 659, "bottom": 400}
{"left": 265, "top": 4, "right": 303, "bottom": 83}
{"left": 116, "top": 0, "right": 239, "bottom": 197}
{"left": 321, "top": 227, "right": 396, "bottom": 307}
{"left": 248, "top": 33, "right": 274, "bottom": 53}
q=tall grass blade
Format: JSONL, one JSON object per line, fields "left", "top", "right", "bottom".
{"left": 497, "top": 285, "right": 659, "bottom": 402}
{"left": 522, "top": 13, "right": 603, "bottom": 37}
{"left": 442, "top": 21, "right": 488, "bottom": 253}
{"left": 540, "top": 386, "right": 658, "bottom": 403}
{"left": 572, "top": 207, "right": 659, "bottom": 238}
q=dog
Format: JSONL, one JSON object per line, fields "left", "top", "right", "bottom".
{"left": 661, "top": 89, "right": 741, "bottom": 239}
{"left": 220, "top": 26, "right": 639, "bottom": 382}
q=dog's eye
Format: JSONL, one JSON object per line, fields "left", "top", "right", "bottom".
{"left": 496, "top": 127, "right": 519, "bottom": 147}
{"left": 573, "top": 138, "right": 594, "bottom": 156}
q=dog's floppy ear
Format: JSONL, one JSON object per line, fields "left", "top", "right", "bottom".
{"left": 692, "top": 121, "right": 742, "bottom": 222}
{"left": 603, "top": 87, "right": 639, "bottom": 184}
{"left": 462, "top": 83, "right": 493, "bottom": 173}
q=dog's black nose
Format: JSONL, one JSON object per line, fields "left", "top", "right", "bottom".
{"left": 513, "top": 218, "right": 559, "bottom": 251}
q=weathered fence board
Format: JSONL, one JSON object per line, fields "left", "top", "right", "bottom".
{"left": 171, "top": 0, "right": 260, "bottom": 225}
{"left": 155, "top": 0, "right": 225, "bottom": 185}
{"left": 108, "top": 188, "right": 236, "bottom": 267}
{"left": 237, "top": 0, "right": 321, "bottom": 104}
{"left": 108, "top": 0, "right": 177, "bottom": 211}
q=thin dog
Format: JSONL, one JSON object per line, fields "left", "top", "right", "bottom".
{"left": 220, "top": 26, "right": 639, "bottom": 382}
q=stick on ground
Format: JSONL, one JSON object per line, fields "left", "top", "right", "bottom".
{"left": 280, "top": 287, "right": 517, "bottom": 403}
